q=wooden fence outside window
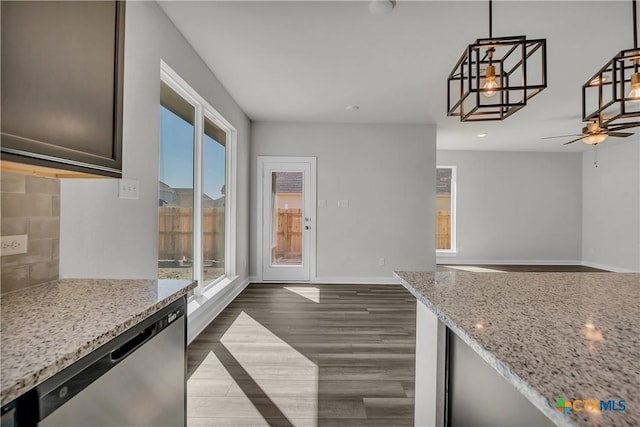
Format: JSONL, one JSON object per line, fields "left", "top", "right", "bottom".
{"left": 436, "top": 210, "right": 452, "bottom": 250}
{"left": 158, "top": 207, "right": 224, "bottom": 262}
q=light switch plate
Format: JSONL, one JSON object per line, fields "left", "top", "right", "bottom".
{"left": 118, "top": 178, "right": 139, "bottom": 200}
{"left": 1, "top": 235, "right": 28, "bottom": 256}
{"left": 318, "top": 199, "right": 327, "bottom": 208}
{"left": 338, "top": 199, "right": 349, "bottom": 208}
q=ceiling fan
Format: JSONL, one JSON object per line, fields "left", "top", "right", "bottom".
{"left": 543, "top": 122, "right": 636, "bottom": 146}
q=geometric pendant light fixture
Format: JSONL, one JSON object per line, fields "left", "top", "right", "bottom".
{"left": 582, "top": 0, "right": 640, "bottom": 129}
{"left": 447, "top": 0, "right": 548, "bottom": 121}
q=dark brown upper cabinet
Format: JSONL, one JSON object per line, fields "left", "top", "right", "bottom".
{"left": 1, "top": 1, "right": 125, "bottom": 178}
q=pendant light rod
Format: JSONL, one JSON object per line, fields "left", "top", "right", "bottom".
{"left": 633, "top": 0, "right": 638, "bottom": 48}
{"left": 489, "top": 0, "right": 493, "bottom": 38}
{"left": 634, "top": 0, "right": 638, "bottom": 73}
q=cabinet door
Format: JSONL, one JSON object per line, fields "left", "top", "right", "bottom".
{"left": 1, "top": 1, "right": 124, "bottom": 177}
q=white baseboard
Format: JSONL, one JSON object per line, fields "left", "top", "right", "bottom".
{"left": 312, "top": 276, "right": 400, "bottom": 284}
{"left": 248, "top": 276, "right": 400, "bottom": 285}
{"left": 187, "top": 276, "right": 250, "bottom": 344}
{"left": 436, "top": 259, "right": 583, "bottom": 266}
{"left": 581, "top": 261, "right": 637, "bottom": 273}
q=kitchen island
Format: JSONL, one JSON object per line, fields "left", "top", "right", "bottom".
{"left": 395, "top": 271, "right": 639, "bottom": 427}
{"left": 0, "top": 278, "right": 196, "bottom": 413}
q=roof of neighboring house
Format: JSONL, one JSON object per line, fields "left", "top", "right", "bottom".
{"left": 436, "top": 169, "right": 451, "bottom": 194}
{"left": 274, "top": 172, "right": 302, "bottom": 193}
{"left": 159, "top": 181, "right": 222, "bottom": 208}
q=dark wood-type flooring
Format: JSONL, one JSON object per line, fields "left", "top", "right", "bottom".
{"left": 437, "top": 264, "right": 607, "bottom": 272}
{"left": 187, "top": 284, "right": 417, "bottom": 426}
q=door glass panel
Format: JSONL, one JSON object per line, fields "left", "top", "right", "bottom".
{"left": 202, "top": 116, "right": 226, "bottom": 284}
{"left": 436, "top": 168, "right": 452, "bottom": 250}
{"left": 271, "top": 171, "right": 303, "bottom": 266}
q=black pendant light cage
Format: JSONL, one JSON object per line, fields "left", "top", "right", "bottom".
{"left": 447, "top": 36, "right": 548, "bottom": 121}
{"left": 582, "top": 1, "right": 640, "bottom": 129}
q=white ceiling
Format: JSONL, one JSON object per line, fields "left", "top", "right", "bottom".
{"left": 159, "top": 1, "right": 638, "bottom": 152}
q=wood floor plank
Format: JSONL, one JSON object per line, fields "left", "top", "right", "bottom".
{"left": 187, "top": 378, "right": 234, "bottom": 397}
{"left": 363, "top": 397, "right": 415, "bottom": 419}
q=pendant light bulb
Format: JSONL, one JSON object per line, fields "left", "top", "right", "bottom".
{"left": 629, "top": 72, "right": 640, "bottom": 102}
{"left": 482, "top": 65, "right": 499, "bottom": 98}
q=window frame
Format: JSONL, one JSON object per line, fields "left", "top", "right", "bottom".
{"left": 436, "top": 165, "right": 457, "bottom": 255}
{"left": 160, "top": 61, "right": 237, "bottom": 295}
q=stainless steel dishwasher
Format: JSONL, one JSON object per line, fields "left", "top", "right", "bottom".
{"left": 28, "top": 297, "right": 186, "bottom": 427}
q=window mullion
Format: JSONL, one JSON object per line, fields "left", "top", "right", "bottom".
{"left": 193, "top": 104, "right": 204, "bottom": 295}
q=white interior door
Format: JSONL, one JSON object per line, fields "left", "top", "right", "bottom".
{"left": 259, "top": 157, "right": 316, "bottom": 281}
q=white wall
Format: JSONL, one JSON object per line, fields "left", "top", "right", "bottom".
{"left": 60, "top": 1, "right": 251, "bottom": 278}
{"left": 436, "top": 151, "right": 583, "bottom": 264}
{"left": 582, "top": 141, "right": 640, "bottom": 272}
{"left": 251, "top": 122, "right": 437, "bottom": 280}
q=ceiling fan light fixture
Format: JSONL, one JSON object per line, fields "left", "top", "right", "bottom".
{"left": 447, "top": 0, "right": 547, "bottom": 122}
{"left": 582, "top": 133, "right": 608, "bottom": 145}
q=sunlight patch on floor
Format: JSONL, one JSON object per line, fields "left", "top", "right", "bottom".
{"left": 220, "top": 311, "right": 319, "bottom": 426}
{"left": 443, "top": 265, "right": 507, "bottom": 273}
{"left": 284, "top": 286, "right": 320, "bottom": 303}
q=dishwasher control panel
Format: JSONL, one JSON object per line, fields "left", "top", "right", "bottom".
{"left": 158, "top": 306, "right": 183, "bottom": 331}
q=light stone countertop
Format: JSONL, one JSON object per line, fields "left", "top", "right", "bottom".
{"left": 394, "top": 271, "right": 640, "bottom": 427}
{"left": 0, "top": 278, "right": 196, "bottom": 406}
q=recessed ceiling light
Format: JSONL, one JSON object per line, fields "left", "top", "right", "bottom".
{"left": 477, "top": 133, "right": 488, "bottom": 138}
{"left": 369, "top": 0, "right": 395, "bottom": 15}
{"left": 345, "top": 105, "right": 360, "bottom": 112}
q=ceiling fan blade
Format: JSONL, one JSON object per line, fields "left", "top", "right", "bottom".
{"left": 608, "top": 132, "right": 634, "bottom": 138}
{"left": 562, "top": 137, "right": 585, "bottom": 145}
{"left": 542, "top": 134, "right": 583, "bottom": 140}
{"left": 607, "top": 123, "right": 640, "bottom": 132}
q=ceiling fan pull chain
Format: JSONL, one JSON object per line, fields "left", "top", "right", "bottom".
{"left": 594, "top": 145, "right": 599, "bottom": 168}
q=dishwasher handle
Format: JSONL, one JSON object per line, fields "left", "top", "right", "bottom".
{"left": 110, "top": 324, "right": 156, "bottom": 362}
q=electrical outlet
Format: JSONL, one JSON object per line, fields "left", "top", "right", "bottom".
{"left": 1, "top": 235, "right": 28, "bottom": 256}
{"left": 338, "top": 199, "right": 349, "bottom": 208}
{"left": 378, "top": 257, "right": 385, "bottom": 266}
{"left": 318, "top": 199, "right": 327, "bottom": 208}
{"left": 118, "top": 178, "right": 139, "bottom": 200}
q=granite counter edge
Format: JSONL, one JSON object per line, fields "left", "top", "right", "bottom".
{"left": 394, "top": 272, "right": 577, "bottom": 427}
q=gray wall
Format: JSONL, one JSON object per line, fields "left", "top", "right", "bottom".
{"left": 436, "top": 151, "right": 583, "bottom": 264}
{"left": 60, "top": 1, "right": 251, "bottom": 278}
{"left": 251, "top": 122, "right": 437, "bottom": 279}
{"left": 1, "top": 172, "right": 60, "bottom": 292}
{"left": 582, "top": 141, "right": 640, "bottom": 272}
